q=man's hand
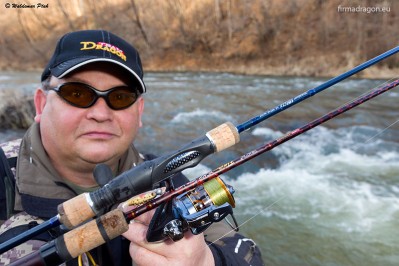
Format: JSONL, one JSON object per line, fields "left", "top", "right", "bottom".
{"left": 122, "top": 210, "right": 215, "bottom": 266}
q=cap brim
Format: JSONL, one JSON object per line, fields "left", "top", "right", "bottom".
{"left": 50, "top": 58, "right": 146, "bottom": 93}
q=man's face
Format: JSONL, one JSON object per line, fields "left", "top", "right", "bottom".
{"left": 34, "top": 63, "right": 144, "bottom": 169}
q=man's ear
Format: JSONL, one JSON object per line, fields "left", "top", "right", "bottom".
{"left": 137, "top": 97, "right": 144, "bottom": 128}
{"left": 34, "top": 88, "right": 47, "bottom": 123}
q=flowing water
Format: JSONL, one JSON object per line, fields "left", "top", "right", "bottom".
{"left": 1, "top": 71, "right": 398, "bottom": 265}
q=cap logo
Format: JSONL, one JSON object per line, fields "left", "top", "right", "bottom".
{"left": 80, "top": 41, "right": 127, "bottom": 61}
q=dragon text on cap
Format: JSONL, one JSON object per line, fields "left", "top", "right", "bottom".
{"left": 80, "top": 42, "right": 127, "bottom": 61}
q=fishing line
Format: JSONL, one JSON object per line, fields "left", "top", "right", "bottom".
{"left": 232, "top": 196, "right": 287, "bottom": 230}
{"left": 7, "top": 79, "right": 399, "bottom": 266}
{"left": 4, "top": 49, "right": 399, "bottom": 255}
{"left": 346, "top": 118, "right": 399, "bottom": 154}
{"left": 354, "top": 78, "right": 399, "bottom": 149}
{"left": 363, "top": 118, "right": 399, "bottom": 144}
{"left": 236, "top": 46, "right": 399, "bottom": 133}
{"left": 207, "top": 76, "right": 399, "bottom": 247}
{"left": 329, "top": 77, "right": 396, "bottom": 114}
{"left": 206, "top": 195, "right": 287, "bottom": 248}
{"left": 328, "top": 77, "right": 399, "bottom": 150}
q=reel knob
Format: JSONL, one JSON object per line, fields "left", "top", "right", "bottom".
{"left": 163, "top": 219, "right": 184, "bottom": 242}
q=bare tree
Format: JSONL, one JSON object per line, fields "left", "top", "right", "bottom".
{"left": 227, "top": 0, "right": 232, "bottom": 40}
{"left": 129, "top": 0, "right": 150, "bottom": 47}
{"left": 17, "top": 9, "right": 47, "bottom": 59}
{"left": 56, "top": 0, "right": 76, "bottom": 31}
{"left": 214, "top": 0, "right": 221, "bottom": 24}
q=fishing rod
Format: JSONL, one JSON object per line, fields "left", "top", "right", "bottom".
{"left": 9, "top": 78, "right": 399, "bottom": 266}
{"left": 236, "top": 45, "right": 399, "bottom": 132}
{"left": 1, "top": 45, "right": 398, "bottom": 254}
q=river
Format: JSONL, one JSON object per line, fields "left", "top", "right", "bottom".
{"left": 1, "top": 71, "right": 398, "bottom": 265}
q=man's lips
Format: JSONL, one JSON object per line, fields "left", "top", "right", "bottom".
{"left": 81, "top": 131, "right": 116, "bottom": 139}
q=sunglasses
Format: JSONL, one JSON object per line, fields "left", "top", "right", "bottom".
{"left": 48, "top": 82, "right": 140, "bottom": 110}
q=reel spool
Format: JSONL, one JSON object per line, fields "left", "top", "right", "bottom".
{"left": 160, "top": 176, "right": 237, "bottom": 241}
{"left": 186, "top": 176, "right": 235, "bottom": 213}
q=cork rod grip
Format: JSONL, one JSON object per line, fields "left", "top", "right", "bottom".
{"left": 57, "top": 209, "right": 129, "bottom": 260}
{"left": 206, "top": 122, "right": 240, "bottom": 152}
{"left": 58, "top": 193, "right": 96, "bottom": 229}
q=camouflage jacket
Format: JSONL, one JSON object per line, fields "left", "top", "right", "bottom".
{"left": 0, "top": 134, "right": 264, "bottom": 266}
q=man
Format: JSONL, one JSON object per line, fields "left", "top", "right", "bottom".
{"left": 0, "top": 30, "right": 263, "bottom": 265}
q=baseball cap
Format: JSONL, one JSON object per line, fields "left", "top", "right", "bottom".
{"left": 41, "top": 30, "right": 146, "bottom": 93}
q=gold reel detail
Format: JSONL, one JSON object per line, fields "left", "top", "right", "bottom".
{"left": 203, "top": 176, "right": 235, "bottom": 208}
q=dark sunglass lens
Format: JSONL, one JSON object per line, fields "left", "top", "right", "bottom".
{"left": 58, "top": 84, "right": 96, "bottom": 107}
{"left": 108, "top": 88, "right": 137, "bottom": 109}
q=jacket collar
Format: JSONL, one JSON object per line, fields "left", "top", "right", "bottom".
{"left": 15, "top": 122, "right": 143, "bottom": 218}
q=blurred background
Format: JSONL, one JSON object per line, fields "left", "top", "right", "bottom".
{"left": 0, "top": 0, "right": 397, "bottom": 77}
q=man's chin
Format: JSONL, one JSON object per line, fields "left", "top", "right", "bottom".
{"left": 78, "top": 147, "right": 119, "bottom": 165}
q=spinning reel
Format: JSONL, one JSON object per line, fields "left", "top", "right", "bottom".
{"left": 123, "top": 176, "right": 238, "bottom": 242}
{"left": 164, "top": 176, "right": 238, "bottom": 241}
